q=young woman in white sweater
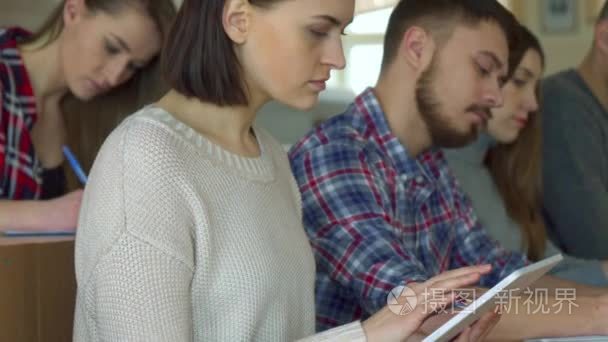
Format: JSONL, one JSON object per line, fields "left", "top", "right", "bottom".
{"left": 73, "top": 0, "right": 500, "bottom": 340}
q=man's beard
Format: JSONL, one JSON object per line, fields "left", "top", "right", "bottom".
{"left": 415, "top": 58, "right": 483, "bottom": 148}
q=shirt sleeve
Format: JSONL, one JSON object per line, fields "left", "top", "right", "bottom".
{"left": 542, "top": 89, "right": 608, "bottom": 259}
{"left": 290, "top": 142, "right": 429, "bottom": 315}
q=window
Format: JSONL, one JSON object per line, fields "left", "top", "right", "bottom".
{"left": 328, "top": 8, "right": 390, "bottom": 92}
{"left": 347, "top": 7, "right": 393, "bottom": 35}
{"left": 347, "top": 44, "right": 383, "bottom": 94}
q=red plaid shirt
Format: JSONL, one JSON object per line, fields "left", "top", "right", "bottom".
{"left": 0, "top": 27, "right": 42, "bottom": 200}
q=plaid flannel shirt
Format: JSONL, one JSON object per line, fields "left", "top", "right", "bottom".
{"left": 0, "top": 27, "right": 42, "bottom": 200}
{"left": 289, "top": 87, "right": 528, "bottom": 331}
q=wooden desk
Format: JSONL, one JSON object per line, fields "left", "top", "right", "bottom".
{"left": 0, "top": 236, "right": 76, "bottom": 342}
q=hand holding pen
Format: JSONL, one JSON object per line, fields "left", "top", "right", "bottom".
{"left": 1, "top": 146, "right": 86, "bottom": 235}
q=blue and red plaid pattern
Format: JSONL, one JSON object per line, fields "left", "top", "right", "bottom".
{"left": 0, "top": 27, "right": 42, "bottom": 200}
{"left": 289, "top": 87, "right": 528, "bottom": 331}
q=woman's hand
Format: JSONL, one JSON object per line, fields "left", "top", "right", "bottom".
{"left": 362, "top": 264, "right": 496, "bottom": 342}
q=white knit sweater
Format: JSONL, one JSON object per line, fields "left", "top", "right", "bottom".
{"left": 73, "top": 106, "right": 365, "bottom": 341}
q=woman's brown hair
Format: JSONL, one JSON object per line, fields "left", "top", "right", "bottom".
{"left": 161, "top": 0, "right": 285, "bottom": 106}
{"left": 485, "top": 25, "right": 547, "bottom": 261}
{"left": 25, "top": 0, "right": 177, "bottom": 189}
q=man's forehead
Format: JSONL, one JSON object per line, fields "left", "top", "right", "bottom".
{"left": 476, "top": 50, "right": 507, "bottom": 70}
{"left": 448, "top": 24, "right": 509, "bottom": 67}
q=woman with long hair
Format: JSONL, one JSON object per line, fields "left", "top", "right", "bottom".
{"left": 446, "top": 24, "right": 608, "bottom": 286}
{"left": 0, "top": 0, "right": 176, "bottom": 232}
{"left": 74, "top": 0, "right": 500, "bottom": 340}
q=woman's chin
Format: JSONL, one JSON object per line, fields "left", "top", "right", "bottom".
{"left": 279, "top": 94, "right": 319, "bottom": 112}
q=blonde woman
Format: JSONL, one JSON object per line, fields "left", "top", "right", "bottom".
{"left": 0, "top": 0, "right": 175, "bottom": 231}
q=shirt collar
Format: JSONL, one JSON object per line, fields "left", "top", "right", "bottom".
{"left": 352, "top": 87, "right": 445, "bottom": 183}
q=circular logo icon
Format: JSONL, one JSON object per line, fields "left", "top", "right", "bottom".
{"left": 387, "top": 285, "right": 418, "bottom": 315}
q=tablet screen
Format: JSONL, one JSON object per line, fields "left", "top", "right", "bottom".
{"left": 422, "top": 254, "right": 564, "bottom": 342}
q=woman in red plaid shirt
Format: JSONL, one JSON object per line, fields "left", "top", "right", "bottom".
{"left": 0, "top": 0, "right": 175, "bottom": 232}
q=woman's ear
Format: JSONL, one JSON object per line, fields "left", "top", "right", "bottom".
{"left": 63, "top": 0, "right": 86, "bottom": 27}
{"left": 223, "top": 0, "right": 251, "bottom": 44}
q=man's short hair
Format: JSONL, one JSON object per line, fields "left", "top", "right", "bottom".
{"left": 381, "top": 0, "right": 519, "bottom": 72}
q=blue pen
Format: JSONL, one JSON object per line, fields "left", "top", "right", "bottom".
{"left": 2, "top": 230, "right": 75, "bottom": 237}
{"left": 62, "top": 145, "right": 88, "bottom": 185}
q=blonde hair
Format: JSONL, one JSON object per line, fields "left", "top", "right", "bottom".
{"left": 26, "top": 0, "right": 176, "bottom": 189}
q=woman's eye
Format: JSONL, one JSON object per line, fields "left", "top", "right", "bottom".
{"left": 309, "top": 29, "right": 329, "bottom": 38}
{"left": 105, "top": 41, "right": 120, "bottom": 55}
{"left": 478, "top": 64, "right": 491, "bottom": 77}
{"left": 512, "top": 79, "right": 527, "bottom": 87}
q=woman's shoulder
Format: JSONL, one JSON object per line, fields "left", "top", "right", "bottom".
{"left": 119, "top": 105, "right": 187, "bottom": 144}
{"left": 0, "top": 27, "right": 33, "bottom": 95}
{"left": 0, "top": 27, "right": 31, "bottom": 63}
{"left": 97, "top": 106, "right": 191, "bottom": 172}
{"left": 0, "top": 27, "right": 31, "bottom": 48}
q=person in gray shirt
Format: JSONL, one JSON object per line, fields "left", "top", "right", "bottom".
{"left": 542, "top": 2, "right": 608, "bottom": 259}
{"left": 446, "top": 25, "right": 608, "bottom": 286}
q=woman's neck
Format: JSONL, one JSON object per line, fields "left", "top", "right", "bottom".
{"left": 157, "top": 90, "right": 262, "bottom": 157}
{"left": 18, "top": 34, "right": 69, "bottom": 112}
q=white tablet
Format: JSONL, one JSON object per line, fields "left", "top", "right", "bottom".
{"left": 423, "top": 254, "right": 564, "bottom": 342}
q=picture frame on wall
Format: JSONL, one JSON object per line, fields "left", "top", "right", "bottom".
{"left": 540, "top": 0, "right": 578, "bottom": 34}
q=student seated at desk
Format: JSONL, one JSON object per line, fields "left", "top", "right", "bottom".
{"left": 445, "top": 25, "right": 608, "bottom": 287}
{"left": 73, "top": 0, "right": 500, "bottom": 340}
{"left": 0, "top": 0, "right": 176, "bottom": 232}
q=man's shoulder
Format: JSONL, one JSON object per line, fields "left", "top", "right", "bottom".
{"left": 542, "top": 69, "right": 607, "bottom": 126}
{"left": 542, "top": 69, "right": 593, "bottom": 105}
{"left": 289, "top": 112, "right": 374, "bottom": 161}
